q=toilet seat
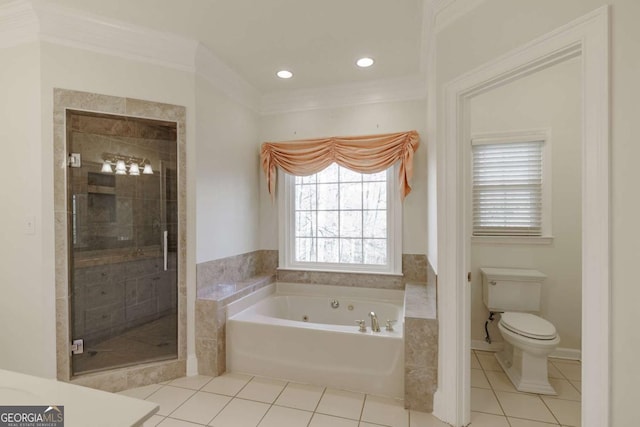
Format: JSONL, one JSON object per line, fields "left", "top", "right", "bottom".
{"left": 500, "top": 312, "right": 557, "bottom": 340}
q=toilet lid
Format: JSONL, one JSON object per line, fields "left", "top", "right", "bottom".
{"left": 500, "top": 312, "right": 557, "bottom": 340}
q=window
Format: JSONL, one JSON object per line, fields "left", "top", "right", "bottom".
{"left": 472, "top": 133, "right": 550, "bottom": 237}
{"left": 280, "top": 163, "right": 402, "bottom": 274}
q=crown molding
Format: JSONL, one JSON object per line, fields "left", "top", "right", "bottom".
{"left": 195, "top": 44, "right": 260, "bottom": 112}
{"left": 259, "top": 74, "right": 427, "bottom": 115}
{"left": 432, "top": 0, "right": 486, "bottom": 33}
{"left": 33, "top": 1, "right": 198, "bottom": 72}
{"left": 0, "top": 0, "right": 38, "bottom": 48}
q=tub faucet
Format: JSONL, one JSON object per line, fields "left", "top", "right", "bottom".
{"left": 369, "top": 312, "right": 381, "bottom": 332}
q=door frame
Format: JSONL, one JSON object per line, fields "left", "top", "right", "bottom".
{"left": 433, "top": 6, "right": 609, "bottom": 426}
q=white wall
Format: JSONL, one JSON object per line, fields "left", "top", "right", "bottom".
{"left": 195, "top": 76, "right": 260, "bottom": 263}
{"left": 0, "top": 40, "right": 198, "bottom": 378}
{"left": 432, "top": 0, "right": 640, "bottom": 424}
{"left": 0, "top": 42, "right": 47, "bottom": 376}
{"left": 469, "top": 58, "right": 582, "bottom": 352}
{"left": 258, "top": 99, "right": 428, "bottom": 255}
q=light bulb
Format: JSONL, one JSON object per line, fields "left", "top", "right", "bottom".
{"left": 129, "top": 163, "right": 140, "bottom": 176}
{"left": 356, "top": 57, "right": 375, "bottom": 68}
{"left": 115, "top": 160, "right": 127, "bottom": 175}
{"left": 143, "top": 163, "right": 154, "bottom": 174}
{"left": 101, "top": 161, "right": 113, "bottom": 173}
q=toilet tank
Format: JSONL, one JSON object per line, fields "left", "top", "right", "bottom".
{"left": 480, "top": 268, "right": 546, "bottom": 312}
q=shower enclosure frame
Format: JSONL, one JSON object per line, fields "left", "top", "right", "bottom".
{"left": 53, "top": 89, "right": 187, "bottom": 391}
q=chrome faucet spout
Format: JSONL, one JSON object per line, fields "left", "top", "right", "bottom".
{"left": 369, "top": 311, "right": 381, "bottom": 332}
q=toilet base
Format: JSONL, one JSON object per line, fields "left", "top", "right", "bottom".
{"left": 495, "top": 343, "right": 557, "bottom": 395}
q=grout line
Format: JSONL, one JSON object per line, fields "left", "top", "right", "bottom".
{"left": 359, "top": 394, "right": 368, "bottom": 423}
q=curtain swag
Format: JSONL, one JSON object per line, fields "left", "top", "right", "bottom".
{"left": 260, "top": 130, "right": 420, "bottom": 201}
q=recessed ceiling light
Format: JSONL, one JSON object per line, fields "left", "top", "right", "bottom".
{"left": 276, "top": 70, "right": 293, "bottom": 79}
{"left": 356, "top": 57, "right": 375, "bottom": 68}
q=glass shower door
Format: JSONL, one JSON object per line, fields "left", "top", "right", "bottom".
{"left": 67, "top": 110, "right": 178, "bottom": 375}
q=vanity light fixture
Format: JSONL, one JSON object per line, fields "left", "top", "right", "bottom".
{"left": 356, "top": 57, "right": 375, "bottom": 68}
{"left": 276, "top": 70, "right": 293, "bottom": 79}
{"left": 101, "top": 153, "right": 153, "bottom": 176}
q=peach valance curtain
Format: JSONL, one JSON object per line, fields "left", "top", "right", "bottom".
{"left": 260, "top": 130, "right": 420, "bottom": 200}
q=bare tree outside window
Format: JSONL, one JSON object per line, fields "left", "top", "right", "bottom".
{"left": 294, "top": 163, "right": 388, "bottom": 265}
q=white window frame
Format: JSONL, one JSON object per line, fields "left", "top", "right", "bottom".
{"left": 278, "top": 164, "right": 403, "bottom": 275}
{"left": 470, "top": 130, "right": 553, "bottom": 244}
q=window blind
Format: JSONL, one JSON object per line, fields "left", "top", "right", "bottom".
{"left": 472, "top": 141, "right": 543, "bottom": 236}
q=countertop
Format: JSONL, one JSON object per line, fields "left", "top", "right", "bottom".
{"left": 0, "top": 369, "right": 158, "bottom": 426}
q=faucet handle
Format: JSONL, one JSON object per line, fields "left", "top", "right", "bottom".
{"left": 355, "top": 320, "right": 367, "bottom": 332}
{"left": 386, "top": 319, "right": 397, "bottom": 331}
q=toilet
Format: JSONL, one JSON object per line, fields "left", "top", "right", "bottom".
{"left": 480, "top": 268, "right": 560, "bottom": 395}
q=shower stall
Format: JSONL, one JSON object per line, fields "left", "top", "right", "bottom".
{"left": 66, "top": 109, "right": 178, "bottom": 375}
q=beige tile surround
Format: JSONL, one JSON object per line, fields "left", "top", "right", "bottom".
{"left": 53, "top": 89, "right": 187, "bottom": 391}
{"left": 195, "top": 251, "right": 438, "bottom": 412}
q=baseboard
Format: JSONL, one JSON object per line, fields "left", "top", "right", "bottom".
{"left": 471, "top": 340, "right": 581, "bottom": 361}
{"left": 550, "top": 347, "right": 581, "bottom": 361}
{"left": 471, "top": 339, "right": 504, "bottom": 352}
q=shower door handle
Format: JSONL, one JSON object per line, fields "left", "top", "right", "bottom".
{"left": 163, "top": 230, "right": 168, "bottom": 271}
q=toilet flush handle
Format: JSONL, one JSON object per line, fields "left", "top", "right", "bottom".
{"left": 490, "top": 280, "right": 497, "bottom": 285}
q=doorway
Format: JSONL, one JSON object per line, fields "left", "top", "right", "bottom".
{"left": 467, "top": 57, "right": 583, "bottom": 426}
{"left": 433, "top": 7, "right": 609, "bottom": 427}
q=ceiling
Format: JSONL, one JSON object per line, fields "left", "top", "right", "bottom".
{"left": 38, "top": 0, "right": 427, "bottom": 93}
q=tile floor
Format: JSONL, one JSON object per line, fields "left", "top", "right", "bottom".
{"left": 116, "top": 350, "right": 581, "bottom": 427}
{"left": 470, "top": 350, "right": 581, "bottom": 427}
{"left": 74, "top": 314, "right": 177, "bottom": 374}
{"left": 117, "top": 372, "right": 449, "bottom": 427}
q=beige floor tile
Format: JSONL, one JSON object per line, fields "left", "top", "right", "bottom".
{"left": 471, "top": 351, "right": 481, "bottom": 369}
{"left": 236, "top": 376, "right": 287, "bottom": 404}
{"left": 471, "top": 369, "right": 491, "bottom": 389}
{"left": 158, "top": 418, "right": 202, "bottom": 427}
{"left": 201, "top": 372, "right": 253, "bottom": 396}
{"left": 146, "top": 386, "right": 196, "bottom": 416}
{"left": 548, "top": 378, "right": 581, "bottom": 401}
{"left": 209, "top": 398, "right": 270, "bottom": 427}
{"left": 495, "top": 392, "right": 555, "bottom": 423}
{"left": 508, "top": 418, "right": 560, "bottom": 426}
{"left": 258, "top": 405, "right": 313, "bottom": 427}
{"left": 542, "top": 397, "right": 581, "bottom": 426}
{"left": 169, "top": 391, "right": 231, "bottom": 424}
{"left": 568, "top": 379, "right": 581, "bottom": 393}
{"left": 550, "top": 361, "right": 581, "bottom": 381}
{"left": 118, "top": 384, "right": 163, "bottom": 400}
{"left": 469, "top": 411, "right": 510, "bottom": 427}
{"left": 309, "top": 413, "right": 359, "bottom": 427}
{"left": 547, "top": 363, "right": 564, "bottom": 379}
{"left": 409, "top": 410, "right": 450, "bottom": 427}
{"left": 359, "top": 423, "right": 387, "bottom": 427}
{"left": 168, "top": 375, "right": 213, "bottom": 391}
{"left": 275, "top": 382, "right": 324, "bottom": 411}
{"left": 484, "top": 370, "right": 518, "bottom": 393}
{"left": 142, "top": 414, "right": 165, "bottom": 426}
{"left": 470, "top": 387, "right": 503, "bottom": 415}
{"left": 316, "top": 389, "right": 365, "bottom": 420}
{"left": 476, "top": 352, "right": 502, "bottom": 371}
{"left": 361, "top": 395, "right": 408, "bottom": 427}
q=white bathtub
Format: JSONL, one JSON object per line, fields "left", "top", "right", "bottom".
{"left": 226, "top": 282, "right": 405, "bottom": 398}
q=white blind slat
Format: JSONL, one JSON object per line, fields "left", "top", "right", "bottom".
{"left": 472, "top": 140, "right": 543, "bottom": 237}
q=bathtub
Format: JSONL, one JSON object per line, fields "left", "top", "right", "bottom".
{"left": 226, "top": 282, "right": 405, "bottom": 398}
